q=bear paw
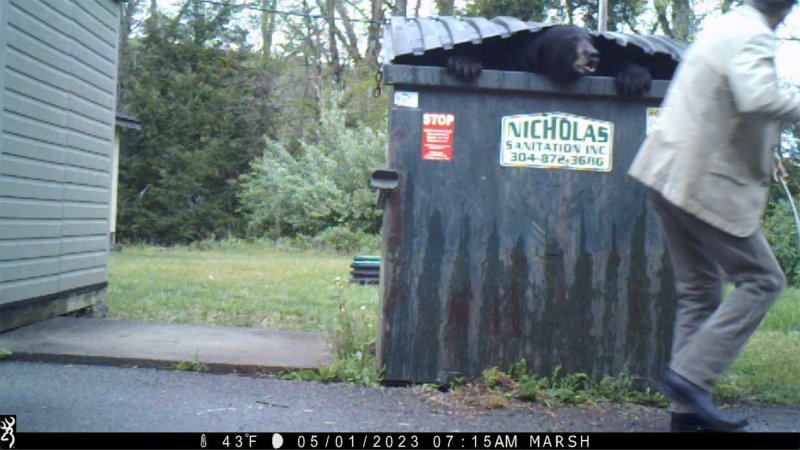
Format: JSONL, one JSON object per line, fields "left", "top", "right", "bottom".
{"left": 446, "top": 55, "right": 483, "bottom": 80}
{"left": 615, "top": 62, "right": 652, "bottom": 98}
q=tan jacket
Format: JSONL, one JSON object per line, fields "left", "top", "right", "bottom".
{"left": 628, "top": 5, "right": 800, "bottom": 237}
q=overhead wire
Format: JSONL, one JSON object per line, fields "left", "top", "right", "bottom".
{"left": 197, "top": 0, "right": 387, "bottom": 25}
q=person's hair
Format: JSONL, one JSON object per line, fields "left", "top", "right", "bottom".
{"left": 746, "top": 0, "right": 797, "bottom": 15}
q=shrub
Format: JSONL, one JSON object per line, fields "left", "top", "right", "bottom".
{"left": 312, "top": 227, "right": 382, "bottom": 253}
{"left": 763, "top": 197, "right": 800, "bottom": 285}
{"left": 238, "top": 94, "right": 386, "bottom": 239}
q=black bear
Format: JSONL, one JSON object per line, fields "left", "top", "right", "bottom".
{"left": 446, "top": 25, "right": 653, "bottom": 98}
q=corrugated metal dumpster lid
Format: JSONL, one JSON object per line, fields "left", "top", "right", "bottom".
{"left": 382, "top": 16, "right": 687, "bottom": 64}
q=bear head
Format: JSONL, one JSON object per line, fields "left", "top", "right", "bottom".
{"left": 521, "top": 25, "right": 601, "bottom": 82}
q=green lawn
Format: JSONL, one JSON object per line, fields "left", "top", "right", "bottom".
{"left": 107, "top": 241, "right": 380, "bottom": 332}
{"left": 107, "top": 242, "right": 800, "bottom": 404}
{"left": 718, "top": 289, "right": 800, "bottom": 404}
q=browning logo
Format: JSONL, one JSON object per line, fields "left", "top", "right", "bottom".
{"left": 0, "top": 416, "right": 14, "bottom": 449}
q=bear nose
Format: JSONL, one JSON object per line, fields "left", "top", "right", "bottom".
{"left": 588, "top": 51, "right": 600, "bottom": 61}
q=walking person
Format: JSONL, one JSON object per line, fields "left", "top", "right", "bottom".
{"left": 628, "top": 0, "right": 800, "bottom": 432}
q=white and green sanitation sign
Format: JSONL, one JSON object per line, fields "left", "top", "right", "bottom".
{"left": 500, "top": 112, "right": 614, "bottom": 172}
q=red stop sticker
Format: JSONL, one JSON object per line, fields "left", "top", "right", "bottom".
{"left": 422, "top": 113, "right": 455, "bottom": 161}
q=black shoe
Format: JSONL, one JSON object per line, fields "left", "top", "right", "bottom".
{"left": 670, "top": 412, "right": 747, "bottom": 432}
{"left": 660, "top": 369, "right": 748, "bottom": 432}
{"left": 670, "top": 412, "right": 710, "bottom": 432}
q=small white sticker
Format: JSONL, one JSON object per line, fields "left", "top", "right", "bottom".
{"left": 646, "top": 107, "right": 661, "bottom": 135}
{"left": 394, "top": 91, "right": 419, "bottom": 109}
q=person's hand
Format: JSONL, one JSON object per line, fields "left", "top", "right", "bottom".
{"left": 775, "top": 154, "right": 789, "bottom": 182}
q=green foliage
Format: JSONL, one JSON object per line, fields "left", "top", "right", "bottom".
{"left": 107, "top": 241, "right": 379, "bottom": 331}
{"left": 760, "top": 288, "right": 800, "bottom": 333}
{"left": 475, "top": 360, "right": 668, "bottom": 407}
{"left": 763, "top": 197, "right": 800, "bottom": 285}
{"left": 464, "top": 0, "right": 646, "bottom": 31}
{"left": 0, "top": 348, "right": 11, "bottom": 361}
{"left": 117, "top": 3, "right": 275, "bottom": 244}
{"left": 238, "top": 94, "right": 386, "bottom": 238}
{"left": 175, "top": 358, "right": 209, "bottom": 373}
{"left": 717, "top": 330, "right": 800, "bottom": 405}
{"left": 466, "top": 0, "right": 556, "bottom": 22}
{"left": 283, "top": 277, "right": 382, "bottom": 386}
{"left": 323, "top": 277, "right": 382, "bottom": 386}
{"left": 311, "top": 227, "right": 382, "bottom": 253}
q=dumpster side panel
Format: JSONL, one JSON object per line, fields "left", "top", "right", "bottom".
{"left": 380, "top": 67, "right": 675, "bottom": 383}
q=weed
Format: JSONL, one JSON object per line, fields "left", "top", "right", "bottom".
{"left": 282, "top": 368, "right": 323, "bottom": 382}
{"left": 440, "top": 360, "right": 670, "bottom": 409}
{"left": 175, "top": 353, "right": 209, "bottom": 372}
{"left": 0, "top": 348, "right": 11, "bottom": 360}
{"left": 713, "top": 376, "right": 744, "bottom": 405}
{"left": 483, "top": 367, "right": 515, "bottom": 391}
{"left": 321, "top": 277, "right": 382, "bottom": 386}
{"left": 175, "top": 360, "right": 209, "bottom": 372}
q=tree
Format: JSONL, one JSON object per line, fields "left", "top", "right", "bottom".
{"left": 653, "top": 0, "right": 697, "bottom": 40}
{"left": 464, "top": 0, "right": 645, "bottom": 31}
{"left": 260, "top": 0, "right": 279, "bottom": 60}
{"left": 436, "top": 0, "right": 455, "bottom": 15}
{"left": 466, "top": 0, "right": 555, "bottom": 22}
{"left": 118, "top": 0, "right": 142, "bottom": 106}
{"left": 720, "top": 0, "right": 743, "bottom": 13}
{"left": 366, "top": 0, "right": 386, "bottom": 70}
{"left": 582, "top": 0, "right": 647, "bottom": 32}
{"left": 117, "top": 1, "right": 275, "bottom": 243}
{"left": 392, "top": 0, "right": 407, "bottom": 16}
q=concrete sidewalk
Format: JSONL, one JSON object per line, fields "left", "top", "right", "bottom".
{"left": 0, "top": 317, "right": 331, "bottom": 373}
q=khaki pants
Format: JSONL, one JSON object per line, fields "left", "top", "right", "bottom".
{"left": 647, "top": 190, "right": 785, "bottom": 401}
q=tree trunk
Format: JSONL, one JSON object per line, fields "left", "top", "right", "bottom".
{"left": 654, "top": 0, "right": 674, "bottom": 38}
{"left": 565, "top": 0, "right": 575, "bottom": 24}
{"left": 436, "top": 0, "right": 454, "bottom": 15}
{"left": 260, "top": 0, "right": 278, "bottom": 60}
{"left": 720, "top": 0, "right": 733, "bottom": 13}
{"left": 670, "top": 0, "right": 695, "bottom": 41}
{"left": 366, "top": 0, "right": 385, "bottom": 70}
{"left": 392, "top": 0, "right": 407, "bottom": 16}
{"left": 334, "top": 0, "right": 364, "bottom": 63}
{"left": 301, "top": 0, "right": 323, "bottom": 122}
{"left": 118, "top": 0, "right": 141, "bottom": 105}
{"left": 323, "top": 0, "right": 343, "bottom": 83}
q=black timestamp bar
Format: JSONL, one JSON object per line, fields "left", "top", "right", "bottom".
{"left": 13, "top": 432, "right": 800, "bottom": 449}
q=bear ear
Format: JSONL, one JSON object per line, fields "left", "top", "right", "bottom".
{"left": 615, "top": 61, "right": 652, "bottom": 97}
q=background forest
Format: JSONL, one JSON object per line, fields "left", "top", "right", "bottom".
{"left": 116, "top": 0, "right": 800, "bottom": 281}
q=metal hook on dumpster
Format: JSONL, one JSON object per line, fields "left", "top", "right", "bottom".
{"left": 370, "top": 168, "right": 399, "bottom": 207}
